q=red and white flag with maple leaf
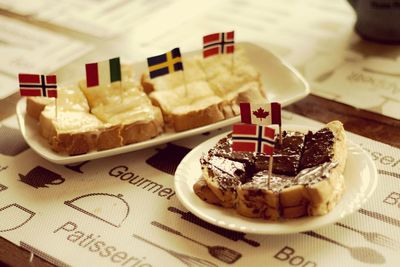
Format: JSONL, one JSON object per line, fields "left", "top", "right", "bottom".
{"left": 240, "top": 102, "right": 281, "bottom": 126}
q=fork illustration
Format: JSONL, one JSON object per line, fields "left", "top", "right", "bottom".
{"left": 335, "top": 222, "right": 400, "bottom": 250}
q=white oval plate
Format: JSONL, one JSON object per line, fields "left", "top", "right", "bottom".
{"left": 16, "top": 42, "right": 309, "bottom": 164}
{"left": 174, "top": 126, "right": 378, "bottom": 235}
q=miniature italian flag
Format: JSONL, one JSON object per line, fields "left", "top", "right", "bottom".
{"left": 85, "top": 57, "right": 121, "bottom": 88}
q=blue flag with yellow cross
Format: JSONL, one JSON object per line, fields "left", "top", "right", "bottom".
{"left": 147, "top": 48, "right": 184, "bottom": 79}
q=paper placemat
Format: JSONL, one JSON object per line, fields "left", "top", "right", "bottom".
{"left": 0, "top": 16, "right": 92, "bottom": 100}
{"left": 1, "top": 111, "right": 399, "bottom": 267}
{"left": 305, "top": 47, "right": 400, "bottom": 120}
{"left": 0, "top": 0, "right": 196, "bottom": 38}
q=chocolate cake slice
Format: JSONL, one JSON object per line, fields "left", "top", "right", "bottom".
{"left": 300, "top": 127, "right": 335, "bottom": 170}
{"left": 200, "top": 154, "right": 247, "bottom": 207}
{"left": 254, "top": 131, "right": 305, "bottom": 175}
{"left": 209, "top": 136, "right": 255, "bottom": 168}
{"left": 196, "top": 121, "right": 347, "bottom": 220}
{"left": 202, "top": 130, "right": 306, "bottom": 216}
{"left": 299, "top": 122, "right": 347, "bottom": 216}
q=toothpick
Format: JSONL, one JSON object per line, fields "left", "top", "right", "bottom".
{"left": 181, "top": 70, "right": 189, "bottom": 98}
{"left": 231, "top": 52, "right": 234, "bottom": 75}
{"left": 200, "top": 59, "right": 209, "bottom": 83}
{"left": 118, "top": 81, "right": 123, "bottom": 104}
{"left": 268, "top": 155, "right": 274, "bottom": 188}
{"left": 55, "top": 97, "right": 58, "bottom": 121}
{"left": 279, "top": 125, "right": 283, "bottom": 145}
{"left": 29, "top": 252, "right": 34, "bottom": 263}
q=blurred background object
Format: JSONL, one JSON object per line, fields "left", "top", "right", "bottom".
{"left": 0, "top": 0, "right": 399, "bottom": 119}
{"left": 347, "top": 0, "right": 400, "bottom": 44}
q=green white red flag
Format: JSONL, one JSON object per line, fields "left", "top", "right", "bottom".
{"left": 85, "top": 57, "right": 121, "bottom": 88}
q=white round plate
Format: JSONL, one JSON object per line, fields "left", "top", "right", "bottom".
{"left": 174, "top": 125, "right": 378, "bottom": 235}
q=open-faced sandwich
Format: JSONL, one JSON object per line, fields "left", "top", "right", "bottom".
{"left": 27, "top": 65, "right": 163, "bottom": 155}
{"left": 25, "top": 45, "right": 266, "bottom": 155}
{"left": 141, "top": 46, "right": 266, "bottom": 131}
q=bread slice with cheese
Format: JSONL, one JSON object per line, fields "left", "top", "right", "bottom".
{"left": 149, "top": 81, "right": 224, "bottom": 132}
{"left": 28, "top": 64, "right": 163, "bottom": 155}
{"left": 141, "top": 55, "right": 207, "bottom": 94}
{"left": 26, "top": 63, "right": 137, "bottom": 122}
{"left": 39, "top": 85, "right": 122, "bottom": 155}
{"left": 141, "top": 45, "right": 267, "bottom": 129}
{"left": 202, "top": 47, "right": 265, "bottom": 116}
{"left": 203, "top": 48, "right": 264, "bottom": 97}
{"left": 40, "top": 105, "right": 121, "bottom": 155}
{"left": 79, "top": 77, "right": 164, "bottom": 145}
{"left": 26, "top": 97, "right": 54, "bottom": 120}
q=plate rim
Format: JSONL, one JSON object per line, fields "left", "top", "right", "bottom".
{"left": 16, "top": 98, "right": 241, "bottom": 164}
{"left": 174, "top": 126, "right": 378, "bottom": 235}
{"left": 15, "top": 42, "right": 310, "bottom": 164}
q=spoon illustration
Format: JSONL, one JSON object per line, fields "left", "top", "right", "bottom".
{"left": 132, "top": 234, "right": 217, "bottom": 267}
{"left": 151, "top": 221, "right": 241, "bottom": 264}
{"left": 335, "top": 222, "right": 400, "bottom": 250}
{"left": 303, "top": 231, "right": 385, "bottom": 264}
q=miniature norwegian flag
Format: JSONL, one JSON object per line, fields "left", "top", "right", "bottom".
{"left": 18, "top": 74, "right": 57, "bottom": 98}
{"left": 203, "top": 31, "right": 235, "bottom": 58}
{"left": 232, "top": 123, "right": 275, "bottom": 155}
{"left": 240, "top": 102, "right": 281, "bottom": 126}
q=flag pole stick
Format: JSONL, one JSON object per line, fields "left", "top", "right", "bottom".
{"left": 268, "top": 155, "right": 273, "bottom": 188}
{"left": 54, "top": 84, "right": 60, "bottom": 122}
{"left": 200, "top": 60, "right": 209, "bottom": 83}
{"left": 118, "top": 81, "right": 123, "bottom": 104}
{"left": 181, "top": 70, "right": 189, "bottom": 98}
{"left": 55, "top": 97, "right": 58, "bottom": 121}
{"left": 231, "top": 52, "right": 234, "bottom": 75}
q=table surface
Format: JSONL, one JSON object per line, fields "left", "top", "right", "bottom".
{"left": 1, "top": 93, "right": 399, "bottom": 267}
{"left": 1, "top": 2, "right": 400, "bottom": 266}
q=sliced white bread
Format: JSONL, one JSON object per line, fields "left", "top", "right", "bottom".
{"left": 30, "top": 64, "right": 163, "bottom": 155}
{"left": 141, "top": 46, "right": 267, "bottom": 130}
{"left": 79, "top": 78, "right": 164, "bottom": 145}
{"left": 26, "top": 97, "right": 54, "bottom": 120}
{"left": 201, "top": 48, "right": 265, "bottom": 109}
{"left": 27, "top": 63, "right": 137, "bottom": 121}
{"left": 40, "top": 105, "right": 120, "bottom": 155}
{"left": 141, "top": 55, "right": 207, "bottom": 94}
{"left": 39, "top": 85, "right": 123, "bottom": 155}
{"left": 149, "top": 81, "right": 224, "bottom": 132}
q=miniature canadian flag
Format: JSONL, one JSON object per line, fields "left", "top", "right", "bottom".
{"left": 240, "top": 102, "right": 281, "bottom": 126}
